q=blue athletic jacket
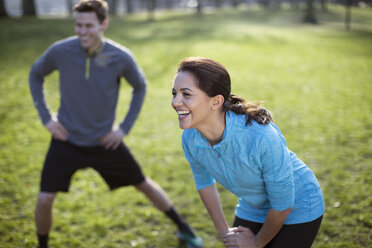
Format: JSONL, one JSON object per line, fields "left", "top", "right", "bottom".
{"left": 182, "top": 111, "right": 325, "bottom": 224}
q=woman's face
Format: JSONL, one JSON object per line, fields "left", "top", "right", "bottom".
{"left": 171, "top": 71, "right": 214, "bottom": 130}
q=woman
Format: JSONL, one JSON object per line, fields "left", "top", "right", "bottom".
{"left": 171, "top": 57, "right": 324, "bottom": 248}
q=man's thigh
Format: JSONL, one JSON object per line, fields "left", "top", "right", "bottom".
{"left": 40, "top": 138, "right": 86, "bottom": 192}
{"left": 89, "top": 142, "right": 146, "bottom": 190}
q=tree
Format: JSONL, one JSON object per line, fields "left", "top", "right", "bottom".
{"left": 345, "top": 0, "right": 352, "bottom": 30}
{"left": 260, "top": 0, "right": 271, "bottom": 9}
{"left": 22, "top": 0, "right": 36, "bottom": 16}
{"left": 214, "top": 0, "right": 223, "bottom": 8}
{"left": 164, "top": 0, "right": 174, "bottom": 9}
{"left": 196, "top": 0, "right": 203, "bottom": 14}
{"left": 146, "top": 0, "right": 157, "bottom": 20}
{"left": 303, "top": 0, "right": 317, "bottom": 24}
{"left": 320, "top": 0, "right": 328, "bottom": 12}
{"left": 290, "top": 0, "right": 300, "bottom": 9}
{"left": 0, "top": 0, "right": 8, "bottom": 18}
{"left": 107, "top": 0, "right": 119, "bottom": 15}
{"left": 232, "top": 0, "right": 241, "bottom": 8}
{"left": 126, "top": 0, "right": 134, "bottom": 13}
{"left": 66, "top": 0, "right": 74, "bottom": 17}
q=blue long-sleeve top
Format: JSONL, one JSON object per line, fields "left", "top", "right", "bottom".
{"left": 29, "top": 36, "right": 146, "bottom": 146}
{"left": 182, "top": 111, "right": 325, "bottom": 224}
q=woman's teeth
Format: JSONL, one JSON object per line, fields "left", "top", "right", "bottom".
{"left": 177, "top": 111, "right": 190, "bottom": 117}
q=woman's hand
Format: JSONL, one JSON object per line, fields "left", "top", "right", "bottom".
{"left": 222, "top": 226, "right": 258, "bottom": 248}
{"left": 221, "top": 227, "right": 237, "bottom": 239}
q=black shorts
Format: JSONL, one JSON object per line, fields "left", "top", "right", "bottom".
{"left": 40, "top": 138, "right": 146, "bottom": 192}
{"left": 233, "top": 215, "right": 323, "bottom": 248}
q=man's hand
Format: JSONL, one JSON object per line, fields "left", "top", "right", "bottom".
{"left": 100, "top": 127, "right": 125, "bottom": 150}
{"left": 222, "top": 226, "right": 258, "bottom": 248}
{"left": 45, "top": 118, "right": 69, "bottom": 141}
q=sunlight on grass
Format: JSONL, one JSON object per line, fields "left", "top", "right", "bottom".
{"left": 0, "top": 5, "right": 371, "bottom": 248}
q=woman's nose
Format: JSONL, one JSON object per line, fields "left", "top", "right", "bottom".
{"left": 171, "top": 95, "right": 182, "bottom": 108}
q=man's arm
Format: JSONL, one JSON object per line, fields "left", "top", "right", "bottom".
{"left": 100, "top": 51, "right": 146, "bottom": 150}
{"left": 29, "top": 46, "right": 56, "bottom": 125}
{"left": 119, "top": 52, "right": 147, "bottom": 135}
{"left": 45, "top": 117, "right": 69, "bottom": 141}
{"left": 29, "top": 45, "right": 69, "bottom": 140}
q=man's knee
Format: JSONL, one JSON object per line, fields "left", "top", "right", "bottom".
{"left": 135, "top": 177, "right": 161, "bottom": 193}
{"left": 134, "top": 177, "right": 150, "bottom": 192}
{"left": 36, "top": 192, "right": 57, "bottom": 209}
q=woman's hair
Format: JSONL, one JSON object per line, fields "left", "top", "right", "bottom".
{"left": 177, "top": 57, "right": 273, "bottom": 125}
{"left": 73, "top": 0, "right": 108, "bottom": 23}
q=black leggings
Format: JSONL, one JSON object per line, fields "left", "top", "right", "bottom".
{"left": 233, "top": 215, "right": 323, "bottom": 248}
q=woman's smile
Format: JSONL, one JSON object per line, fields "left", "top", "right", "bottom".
{"left": 171, "top": 71, "right": 213, "bottom": 130}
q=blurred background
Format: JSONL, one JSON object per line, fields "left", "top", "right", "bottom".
{"left": 2, "top": 0, "right": 372, "bottom": 28}
{"left": 0, "top": 0, "right": 371, "bottom": 248}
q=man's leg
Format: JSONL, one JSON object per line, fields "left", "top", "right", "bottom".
{"left": 35, "top": 192, "right": 57, "bottom": 248}
{"left": 134, "top": 177, "right": 172, "bottom": 211}
{"left": 135, "top": 177, "right": 203, "bottom": 247}
{"left": 94, "top": 142, "right": 203, "bottom": 247}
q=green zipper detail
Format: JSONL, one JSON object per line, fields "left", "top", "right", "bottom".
{"left": 85, "top": 56, "right": 90, "bottom": 80}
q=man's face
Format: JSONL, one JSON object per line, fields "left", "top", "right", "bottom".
{"left": 75, "top": 12, "right": 107, "bottom": 52}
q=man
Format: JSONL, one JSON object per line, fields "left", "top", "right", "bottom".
{"left": 29, "top": 1, "right": 203, "bottom": 247}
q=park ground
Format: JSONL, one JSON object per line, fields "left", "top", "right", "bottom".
{"left": 0, "top": 5, "right": 371, "bottom": 248}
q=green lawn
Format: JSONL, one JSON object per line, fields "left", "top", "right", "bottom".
{"left": 0, "top": 5, "right": 371, "bottom": 248}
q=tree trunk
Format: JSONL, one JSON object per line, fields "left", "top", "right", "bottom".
{"left": 232, "top": 0, "right": 241, "bottom": 8}
{"left": 107, "top": 0, "right": 118, "bottom": 15}
{"left": 164, "top": 0, "right": 174, "bottom": 9}
{"left": 260, "top": 0, "right": 270, "bottom": 9}
{"left": 126, "top": 0, "right": 134, "bottom": 13}
{"left": 146, "top": 0, "right": 156, "bottom": 21}
{"left": 66, "top": 0, "right": 74, "bottom": 17}
{"left": 303, "top": 0, "right": 317, "bottom": 24}
{"left": 290, "top": 0, "right": 299, "bottom": 9}
{"left": 320, "top": 0, "right": 328, "bottom": 12}
{"left": 196, "top": 0, "right": 203, "bottom": 14}
{"left": 345, "top": 0, "right": 352, "bottom": 30}
{"left": 0, "top": 0, "right": 8, "bottom": 18}
{"left": 22, "top": 0, "right": 36, "bottom": 16}
{"left": 214, "top": 0, "right": 223, "bottom": 8}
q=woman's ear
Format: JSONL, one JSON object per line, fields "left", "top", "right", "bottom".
{"left": 211, "top": 95, "right": 224, "bottom": 111}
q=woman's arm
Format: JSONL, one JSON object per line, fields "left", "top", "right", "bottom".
{"left": 254, "top": 207, "right": 292, "bottom": 247}
{"left": 198, "top": 184, "right": 230, "bottom": 238}
{"left": 223, "top": 207, "right": 292, "bottom": 248}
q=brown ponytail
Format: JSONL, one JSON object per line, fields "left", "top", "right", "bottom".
{"left": 177, "top": 57, "right": 273, "bottom": 126}
{"left": 223, "top": 94, "right": 273, "bottom": 125}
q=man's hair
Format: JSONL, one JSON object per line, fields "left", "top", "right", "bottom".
{"left": 73, "top": 0, "right": 109, "bottom": 23}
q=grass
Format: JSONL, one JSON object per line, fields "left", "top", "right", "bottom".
{"left": 0, "top": 5, "right": 371, "bottom": 248}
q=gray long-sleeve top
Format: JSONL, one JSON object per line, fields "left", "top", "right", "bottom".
{"left": 29, "top": 36, "right": 147, "bottom": 146}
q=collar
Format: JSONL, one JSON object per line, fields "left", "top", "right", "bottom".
{"left": 78, "top": 37, "right": 106, "bottom": 56}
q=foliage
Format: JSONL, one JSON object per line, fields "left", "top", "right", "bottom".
{"left": 0, "top": 6, "right": 371, "bottom": 248}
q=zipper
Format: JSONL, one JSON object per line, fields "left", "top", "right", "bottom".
{"left": 215, "top": 148, "right": 235, "bottom": 188}
{"left": 85, "top": 55, "right": 91, "bottom": 80}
